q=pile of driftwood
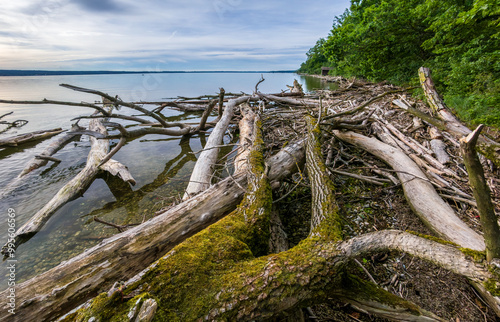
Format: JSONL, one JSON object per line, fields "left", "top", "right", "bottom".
{"left": 0, "top": 68, "right": 500, "bottom": 321}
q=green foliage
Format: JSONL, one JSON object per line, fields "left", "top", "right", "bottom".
{"left": 299, "top": 0, "right": 500, "bottom": 128}
{"left": 297, "top": 38, "right": 330, "bottom": 74}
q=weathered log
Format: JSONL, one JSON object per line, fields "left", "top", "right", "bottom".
{"left": 0, "top": 138, "right": 306, "bottom": 321}
{"left": 305, "top": 115, "right": 341, "bottom": 239}
{"left": 18, "top": 124, "right": 83, "bottom": 177}
{"left": 64, "top": 227, "right": 500, "bottom": 321}
{"left": 417, "top": 67, "right": 500, "bottom": 166}
{"left": 430, "top": 139, "right": 450, "bottom": 164}
{"left": 0, "top": 128, "right": 63, "bottom": 147}
{"left": 460, "top": 125, "right": 500, "bottom": 261}
{"left": 418, "top": 67, "right": 471, "bottom": 131}
{"left": 333, "top": 130, "right": 485, "bottom": 251}
{"left": 1, "top": 116, "right": 135, "bottom": 255}
{"left": 183, "top": 95, "right": 250, "bottom": 199}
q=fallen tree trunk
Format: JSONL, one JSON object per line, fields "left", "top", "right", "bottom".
{"left": 18, "top": 124, "right": 83, "bottom": 177}
{"left": 460, "top": 125, "right": 500, "bottom": 261}
{"left": 0, "top": 138, "right": 305, "bottom": 321}
{"left": 63, "top": 118, "right": 453, "bottom": 321}
{"left": 417, "top": 67, "right": 500, "bottom": 166}
{"left": 0, "top": 128, "right": 63, "bottom": 147}
{"left": 64, "top": 226, "right": 498, "bottom": 321}
{"left": 183, "top": 95, "right": 250, "bottom": 199}
{"left": 333, "top": 130, "right": 485, "bottom": 251}
{"left": 1, "top": 116, "right": 135, "bottom": 255}
{"left": 0, "top": 124, "right": 83, "bottom": 198}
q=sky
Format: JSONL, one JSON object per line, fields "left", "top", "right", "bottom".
{"left": 0, "top": 0, "right": 351, "bottom": 71}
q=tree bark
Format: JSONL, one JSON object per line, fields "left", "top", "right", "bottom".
{"left": 460, "top": 125, "right": 500, "bottom": 261}
{"left": 0, "top": 138, "right": 305, "bottom": 322}
{"left": 305, "top": 115, "right": 341, "bottom": 239}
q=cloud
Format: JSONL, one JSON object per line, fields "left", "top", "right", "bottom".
{"left": 0, "top": 0, "right": 351, "bottom": 70}
{"left": 69, "top": 0, "right": 128, "bottom": 13}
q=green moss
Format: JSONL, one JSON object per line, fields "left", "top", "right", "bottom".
{"left": 341, "top": 273, "right": 421, "bottom": 315}
{"left": 484, "top": 278, "right": 500, "bottom": 297}
{"left": 477, "top": 143, "right": 500, "bottom": 168}
{"left": 72, "top": 118, "right": 276, "bottom": 320}
{"left": 458, "top": 247, "right": 487, "bottom": 262}
{"left": 406, "top": 230, "right": 459, "bottom": 247}
{"left": 305, "top": 115, "right": 342, "bottom": 242}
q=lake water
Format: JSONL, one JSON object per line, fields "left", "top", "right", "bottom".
{"left": 0, "top": 72, "right": 334, "bottom": 288}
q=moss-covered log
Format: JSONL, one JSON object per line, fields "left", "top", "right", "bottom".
{"left": 305, "top": 115, "right": 341, "bottom": 240}
{"left": 59, "top": 119, "right": 497, "bottom": 322}
{"left": 66, "top": 224, "right": 500, "bottom": 322}
{"left": 0, "top": 137, "right": 306, "bottom": 322}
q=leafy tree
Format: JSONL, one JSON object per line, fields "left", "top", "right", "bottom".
{"left": 299, "top": 0, "right": 500, "bottom": 127}
{"left": 298, "top": 38, "right": 329, "bottom": 74}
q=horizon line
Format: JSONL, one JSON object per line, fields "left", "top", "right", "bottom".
{"left": 0, "top": 69, "right": 298, "bottom": 77}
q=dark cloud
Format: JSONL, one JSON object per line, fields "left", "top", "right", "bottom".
{"left": 71, "top": 0, "right": 128, "bottom": 13}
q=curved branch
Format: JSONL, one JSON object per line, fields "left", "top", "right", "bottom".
{"left": 334, "top": 130, "right": 485, "bottom": 251}
{"left": 0, "top": 98, "right": 110, "bottom": 116}
{"left": 60, "top": 83, "right": 169, "bottom": 128}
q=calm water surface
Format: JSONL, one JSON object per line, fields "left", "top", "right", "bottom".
{"left": 0, "top": 72, "right": 329, "bottom": 287}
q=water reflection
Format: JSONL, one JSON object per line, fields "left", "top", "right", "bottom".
{"left": 85, "top": 135, "right": 197, "bottom": 225}
{"left": 0, "top": 72, "right": 308, "bottom": 288}
{"left": 297, "top": 75, "right": 339, "bottom": 92}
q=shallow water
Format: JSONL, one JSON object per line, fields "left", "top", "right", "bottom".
{"left": 0, "top": 72, "right": 330, "bottom": 287}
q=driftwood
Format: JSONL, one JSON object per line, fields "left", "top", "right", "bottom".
{"left": 460, "top": 125, "right": 500, "bottom": 261}
{"left": 183, "top": 95, "right": 251, "bottom": 199}
{"left": 0, "top": 111, "right": 28, "bottom": 134}
{"left": 0, "top": 139, "right": 305, "bottom": 322}
{"left": 59, "top": 119, "right": 500, "bottom": 321}
{"left": 333, "top": 130, "right": 485, "bottom": 251}
{"left": 18, "top": 124, "right": 83, "bottom": 177}
{"left": 0, "top": 124, "right": 83, "bottom": 199}
{"left": 0, "top": 128, "right": 63, "bottom": 147}
{"left": 1, "top": 114, "right": 135, "bottom": 255}
{"left": 417, "top": 67, "right": 500, "bottom": 166}
{"left": 2, "top": 73, "right": 500, "bottom": 321}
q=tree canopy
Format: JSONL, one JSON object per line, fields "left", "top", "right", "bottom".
{"left": 298, "top": 0, "right": 500, "bottom": 127}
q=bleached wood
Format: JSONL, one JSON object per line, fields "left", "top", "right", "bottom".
{"left": 0, "top": 139, "right": 305, "bottom": 322}
{"left": 183, "top": 96, "right": 250, "bottom": 199}
{"left": 334, "top": 130, "right": 485, "bottom": 251}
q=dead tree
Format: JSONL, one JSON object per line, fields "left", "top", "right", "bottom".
{"left": 1, "top": 73, "right": 500, "bottom": 321}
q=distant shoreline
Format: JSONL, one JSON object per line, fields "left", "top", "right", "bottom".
{"left": 0, "top": 70, "right": 296, "bottom": 77}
